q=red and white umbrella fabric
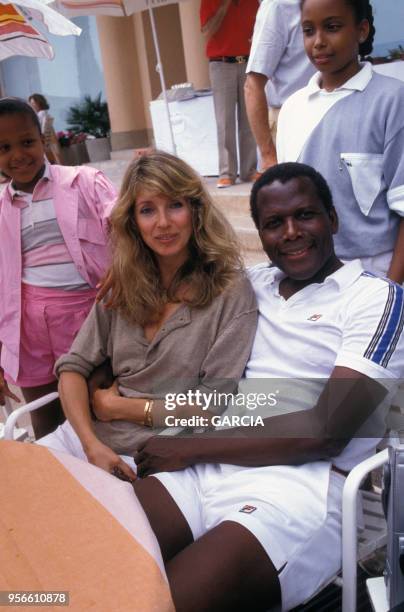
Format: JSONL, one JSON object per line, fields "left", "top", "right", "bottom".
{"left": 58, "top": 0, "right": 185, "bottom": 18}
{"left": 0, "top": 0, "right": 81, "bottom": 61}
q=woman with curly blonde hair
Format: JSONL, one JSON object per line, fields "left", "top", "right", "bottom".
{"left": 108, "top": 150, "right": 244, "bottom": 324}
{"left": 39, "top": 151, "right": 257, "bottom": 481}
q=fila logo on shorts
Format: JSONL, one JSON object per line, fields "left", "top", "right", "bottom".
{"left": 239, "top": 505, "right": 257, "bottom": 514}
{"left": 307, "top": 314, "right": 323, "bottom": 321}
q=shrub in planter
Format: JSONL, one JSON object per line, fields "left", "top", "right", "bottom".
{"left": 56, "top": 131, "right": 89, "bottom": 165}
{"left": 66, "top": 94, "right": 111, "bottom": 162}
{"left": 66, "top": 93, "right": 110, "bottom": 138}
{"left": 57, "top": 130, "right": 73, "bottom": 148}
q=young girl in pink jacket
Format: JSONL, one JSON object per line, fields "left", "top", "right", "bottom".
{"left": 0, "top": 98, "right": 117, "bottom": 437}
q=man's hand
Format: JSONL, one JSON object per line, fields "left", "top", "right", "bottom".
{"left": 92, "top": 382, "right": 120, "bottom": 422}
{"left": 134, "top": 437, "right": 196, "bottom": 478}
{"left": 0, "top": 368, "right": 20, "bottom": 405}
{"left": 85, "top": 438, "right": 136, "bottom": 481}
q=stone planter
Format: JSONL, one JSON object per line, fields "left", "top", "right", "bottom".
{"left": 61, "top": 143, "right": 89, "bottom": 166}
{"left": 85, "top": 137, "right": 111, "bottom": 162}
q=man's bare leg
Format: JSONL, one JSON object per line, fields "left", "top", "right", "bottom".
{"left": 134, "top": 477, "right": 282, "bottom": 612}
{"left": 134, "top": 477, "right": 194, "bottom": 562}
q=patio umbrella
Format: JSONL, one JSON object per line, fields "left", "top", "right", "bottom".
{"left": 0, "top": 0, "right": 81, "bottom": 61}
{"left": 58, "top": 0, "right": 189, "bottom": 153}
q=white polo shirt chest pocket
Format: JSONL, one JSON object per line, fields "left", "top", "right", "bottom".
{"left": 340, "top": 153, "right": 384, "bottom": 216}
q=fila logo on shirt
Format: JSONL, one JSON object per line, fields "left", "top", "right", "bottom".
{"left": 307, "top": 314, "right": 323, "bottom": 321}
{"left": 239, "top": 505, "right": 257, "bottom": 514}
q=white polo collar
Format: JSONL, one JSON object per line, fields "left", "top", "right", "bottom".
{"left": 307, "top": 62, "right": 373, "bottom": 97}
{"left": 270, "top": 259, "right": 365, "bottom": 293}
{"left": 324, "top": 259, "right": 365, "bottom": 289}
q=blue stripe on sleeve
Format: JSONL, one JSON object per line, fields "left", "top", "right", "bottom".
{"left": 370, "top": 285, "right": 404, "bottom": 367}
{"left": 364, "top": 284, "right": 394, "bottom": 360}
{"left": 381, "top": 288, "right": 404, "bottom": 368}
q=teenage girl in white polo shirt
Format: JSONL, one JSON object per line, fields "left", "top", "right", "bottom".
{"left": 277, "top": 0, "right": 404, "bottom": 284}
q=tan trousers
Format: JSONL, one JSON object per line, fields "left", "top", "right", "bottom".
{"left": 209, "top": 61, "right": 257, "bottom": 181}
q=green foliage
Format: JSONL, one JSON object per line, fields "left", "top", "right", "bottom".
{"left": 388, "top": 44, "right": 404, "bottom": 60}
{"left": 66, "top": 93, "right": 110, "bottom": 138}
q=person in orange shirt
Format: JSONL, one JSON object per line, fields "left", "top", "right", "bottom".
{"left": 200, "top": 0, "right": 259, "bottom": 188}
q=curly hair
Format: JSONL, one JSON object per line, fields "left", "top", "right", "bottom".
{"left": 108, "top": 151, "right": 243, "bottom": 325}
{"left": 300, "top": 0, "right": 375, "bottom": 59}
{"left": 29, "top": 93, "right": 49, "bottom": 111}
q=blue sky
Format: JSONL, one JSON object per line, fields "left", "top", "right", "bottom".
{"left": 373, "top": 0, "right": 404, "bottom": 44}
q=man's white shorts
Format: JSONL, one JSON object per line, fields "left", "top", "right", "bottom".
{"left": 37, "top": 421, "right": 135, "bottom": 469}
{"left": 154, "top": 462, "right": 344, "bottom": 611}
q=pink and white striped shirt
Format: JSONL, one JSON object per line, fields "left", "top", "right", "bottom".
{"left": 0, "top": 162, "right": 117, "bottom": 380}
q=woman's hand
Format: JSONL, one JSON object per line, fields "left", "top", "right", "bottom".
{"left": 85, "top": 438, "right": 136, "bottom": 482}
{"left": 0, "top": 368, "right": 20, "bottom": 405}
{"left": 92, "top": 382, "right": 120, "bottom": 422}
{"left": 134, "top": 437, "right": 195, "bottom": 478}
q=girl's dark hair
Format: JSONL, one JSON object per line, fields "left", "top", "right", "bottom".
{"left": 300, "top": 0, "right": 375, "bottom": 59}
{"left": 0, "top": 97, "right": 41, "bottom": 133}
{"left": 29, "top": 93, "right": 49, "bottom": 111}
{"left": 345, "top": 0, "right": 375, "bottom": 58}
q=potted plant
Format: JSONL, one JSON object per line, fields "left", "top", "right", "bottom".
{"left": 66, "top": 93, "right": 111, "bottom": 162}
{"left": 57, "top": 130, "right": 90, "bottom": 165}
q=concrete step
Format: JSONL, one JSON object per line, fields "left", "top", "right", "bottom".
{"left": 205, "top": 177, "right": 253, "bottom": 216}
{"left": 228, "top": 216, "right": 263, "bottom": 254}
{"left": 85, "top": 159, "right": 130, "bottom": 189}
{"left": 110, "top": 149, "right": 134, "bottom": 161}
{"left": 208, "top": 188, "right": 264, "bottom": 257}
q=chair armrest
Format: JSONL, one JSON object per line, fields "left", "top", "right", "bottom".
{"left": 342, "top": 449, "right": 389, "bottom": 612}
{"left": 4, "top": 392, "right": 59, "bottom": 441}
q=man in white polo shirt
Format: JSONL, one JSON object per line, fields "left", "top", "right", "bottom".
{"left": 245, "top": 0, "right": 314, "bottom": 171}
{"left": 131, "top": 163, "right": 404, "bottom": 611}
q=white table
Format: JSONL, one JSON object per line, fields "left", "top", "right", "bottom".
{"left": 150, "top": 95, "right": 219, "bottom": 176}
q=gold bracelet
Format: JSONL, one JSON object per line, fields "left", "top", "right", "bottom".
{"left": 143, "top": 400, "right": 150, "bottom": 426}
{"left": 143, "top": 400, "right": 154, "bottom": 427}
